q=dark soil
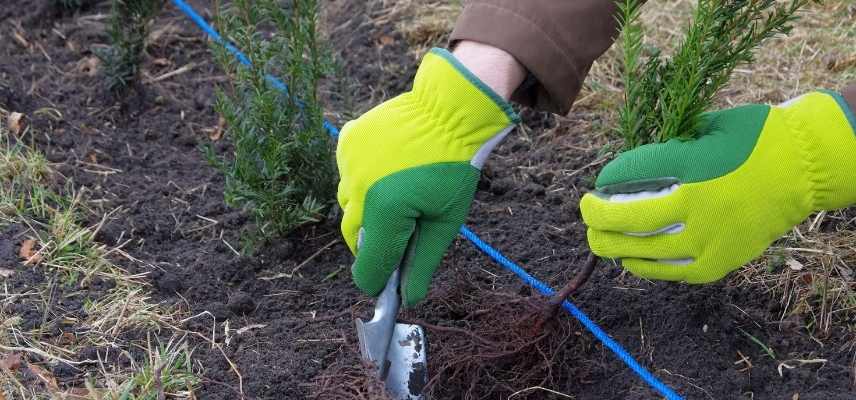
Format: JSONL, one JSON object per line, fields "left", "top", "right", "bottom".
{"left": 1, "top": 0, "right": 854, "bottom": 399}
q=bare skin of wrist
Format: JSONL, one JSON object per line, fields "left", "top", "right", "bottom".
{"left": 452, "top": 40, "right": 526, "bottom": 101}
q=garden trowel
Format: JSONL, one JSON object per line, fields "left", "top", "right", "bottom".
{"left": 355, "top": 268, "right": 428, "bottom": 400}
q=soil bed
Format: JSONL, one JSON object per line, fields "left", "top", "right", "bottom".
{"left": 1, "top": 1, "right": 853, "bottom": 399}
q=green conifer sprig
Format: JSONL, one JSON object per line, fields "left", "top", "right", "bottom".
{"left": 206, "top": 0, "right": 336, "bottom": 245}
{"left": 618, "top": 0, "right": 816, "bottom": 148}
{"left": 97, "top": 0, "right": 165, "bottom": 91}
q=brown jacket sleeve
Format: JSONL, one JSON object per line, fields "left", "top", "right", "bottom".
{"left": 450, "top": 0, "right": 620, "bottom": 115}
{"left": 450, "top": 1, "right": 856, "bottom": 119}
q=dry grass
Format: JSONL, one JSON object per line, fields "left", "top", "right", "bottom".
{"left": 582, "top": 1, "right": 856, "bottom": 120}
{"left": 373, "top": 0, "right": 462, "bottom": 55}
{"left": 735, "top": 212, "right": 856, "bottom": 344}
{"left": 0, "top": 106, "right": 198, "bottom": 399}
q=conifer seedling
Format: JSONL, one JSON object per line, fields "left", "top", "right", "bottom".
{"left": 97, "top": 0, "right": 165, "bottom": 91}
{"left": 617, "top": 0, "right": 816, "bottom": 148}
{"left": 206, "top": 0, "right": 336, "bottom": 247}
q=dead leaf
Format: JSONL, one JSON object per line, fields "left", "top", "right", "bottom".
{"left": 0, "top": 353, "right": 22, "bottom": 372}
{"left": 0, "top": 268, "right": 15, "bottom": 278}
{"left": 19, "top": 239, "right": 42, "bottom": 265}
{"left": 152, "top": 57, "right": 171, "bottom": 67}
{"left": 207, "top": 116, "right": 226, "bottom": 141}
{"left": 826, "top": 54, "right": 856, "bottom": 72}
{"left": 76, "top": 56, "right": 100, "bottom": 77}
{"left": 7, "top": 112, "right": 25, "bottom": 135}
{"left": 378, "top": 35, "right": 395, "bottom": 46}
{"left": 27, "top": 363, "right": 59, "bottom": 392}
{"left": 64, "top": 387, "right": 96, "bottom": 399}
{"left": 236, "top": 323, "right": 267, "bottom": 335}
{"left": 58, "top": 332, "right": 76, "bottom": 346}
{"left": 785, "top": 258, "right": 804, "bottom": 271}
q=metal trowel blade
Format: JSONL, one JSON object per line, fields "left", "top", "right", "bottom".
{"left": 385, "top": 323, "right": 427, "bottom": 400}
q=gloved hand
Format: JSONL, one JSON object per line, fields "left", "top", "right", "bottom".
{"left": 337, "top": 48, "right": 519, "bottom": 307}
{"left": 581, "top": 90, "right": 856, "bottom": 283}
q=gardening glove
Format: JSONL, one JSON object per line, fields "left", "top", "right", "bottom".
{"left": 337, "top": 48, "right": 519, "bottom": 307}
{"left": 581, "top": 90, "right": 856, "bottom": 283}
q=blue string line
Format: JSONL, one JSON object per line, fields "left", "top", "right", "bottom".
{"left": 170, "top": 1, "right": 682, "bottom": 398}
{"left": 171, "top": 0, "right": 341, "bottom": 137}
{"left": 459, "top": 227, "right": 683, "bottom": 400}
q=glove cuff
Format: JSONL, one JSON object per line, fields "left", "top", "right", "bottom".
{"left": 410, "top": 48, "right": 519, "bottom": 140}
{"left": 781, "top": 90, "right": 856, "bottom": 211}
{"left": 413, "top": 47, "right": 520, "bottom": 124}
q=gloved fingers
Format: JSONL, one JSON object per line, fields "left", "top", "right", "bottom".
{"left": 400, "top": 219, "right": 461, "bottom": 308}
{"left": 621, "top": 258, "right": 696, "bottom": 282}
{"left": 580, "top": 189, "right": 686, "bottom": 233}
{"left": 350, "top": 210, "right": 416, "bottom": 297}
{"left": 593, "top": 140, "right": 689, "bottom": 189}
{"left": 587, "top": 228, "right": 693, "bottom": 260}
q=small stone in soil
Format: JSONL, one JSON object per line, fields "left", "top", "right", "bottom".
{"left": 227, "top": 291, "right": 256, "bottom": 315}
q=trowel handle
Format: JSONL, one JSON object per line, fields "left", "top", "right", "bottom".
{"left": 373, "top": 268, "right": 402, "bottom": 321}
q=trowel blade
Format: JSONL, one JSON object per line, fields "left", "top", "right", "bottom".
{"left": 385, "top": 323, "right": 428, "bottom": 400}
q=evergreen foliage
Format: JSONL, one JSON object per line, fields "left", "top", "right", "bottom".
{"left": 618, "top": 0, "right": 816, "bottom": 148}
{"left": 96, "top": 0, "right": 165, "bottom": 91}
{"left": 53, "top": 0, "right": 86, "bottom": 10}
{"left": 206, "top": 0, "right": 336, "bottom": 242}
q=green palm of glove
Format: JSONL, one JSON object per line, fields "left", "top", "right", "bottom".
{"left": 337, "top": 48, "right": 519, "bottom": 307}
{"left": 581, "top": 91, "right": 856, "bottom": 283}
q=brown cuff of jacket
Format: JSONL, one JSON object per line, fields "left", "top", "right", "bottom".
{"left": 450, "top": 1, "right": 619, "bottom": 116}
{"left": 842, "top": 84, "right": 856, "bottom": 119}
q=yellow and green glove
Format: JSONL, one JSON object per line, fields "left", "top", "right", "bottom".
{"left": 336, "top": 48, "right": 519, "bottom": 307}
{"left": 581, "top": 90, "right": 856, "bottom": 283}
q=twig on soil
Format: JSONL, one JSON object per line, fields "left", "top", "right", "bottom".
{"left": 221, "top": 237, "right": 241, "bottom": 256}
{"left": 0, "top": 344, "right": 95, "bottom": 366}
{"left": 291, "top": 239, "right": 340, "bottom": 276}
{"left": 144, "top": 63, "right": 197, "bottom": 83}
{"left": 562, "top": 156, "right": 610, "bottom": 178}
{"left": 259, "top": 238, "right": 339, "bottom": 280}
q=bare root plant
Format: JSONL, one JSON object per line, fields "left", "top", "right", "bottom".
{"left": 414, "top": 280, "right": 582, "bottom": 399}
{"left": 309, "top": 279, "right": 584, "bottom": 399}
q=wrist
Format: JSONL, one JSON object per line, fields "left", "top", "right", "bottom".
{"left": 452, "top": 40, "right": 526, "bottom": 100}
